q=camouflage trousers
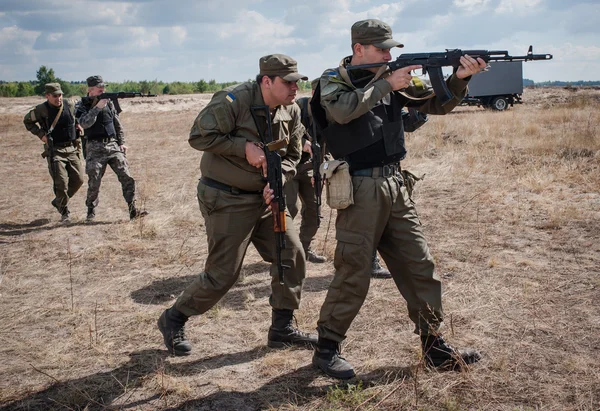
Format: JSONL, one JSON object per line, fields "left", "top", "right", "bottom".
{"left": 174, "top": 180, "right": 307, "bottom": 317}
{"left": 85, "top": 140, "right": 136, "bottom": 208}
{"left": 317, "top": 172, "right": 442, "bottom": 342}
{"left": 47, "top": 143, "right": 84, "bottom": 211}
{"left": 283, "top": 163, "right": 320, "bottom": 250}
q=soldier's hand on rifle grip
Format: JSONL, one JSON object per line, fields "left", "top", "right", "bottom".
{"left": 96, "top": 99, "right": 109, "bottom": 109}
{"left": 245, "top": 141, "right": 267, "bottom": 177}
{"left": 456, "top": 55, "right": 487, "bottom": 79}
{"left": 263, "top": 182, "right": 275, "bottom": 209}
{"left": 41, "top": 135, "right": 48, "bottom": 144}
{"left": 386, "top": 65, "right": 422, "bottom": 91}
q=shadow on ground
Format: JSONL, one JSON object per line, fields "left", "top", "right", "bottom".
{"left": 0, "top": 218, "right": 112, "bottom": 236}
{"left": 130, "top": 265, "right": 334, "bottom": 308}
{"left": 163, "top": 364, "right": 414, "bottom": 411}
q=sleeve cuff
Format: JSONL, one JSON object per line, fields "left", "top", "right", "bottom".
{"left": 374, "top": 78, "right": 394, "bottom": 97}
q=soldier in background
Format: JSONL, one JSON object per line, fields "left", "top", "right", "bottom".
{"left": 76, "top": 75, "right": 147, "bottom": 222}
{"left": 157, "top": 54, "right": 317, "bottom": 357}
{"left": 23, "top": 83, "right": 84, "bottom": 222}
{"left": 284, "top": 79, "right": 327, "bottom": 264}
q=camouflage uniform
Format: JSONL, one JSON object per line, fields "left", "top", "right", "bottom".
{"left": 23, "top": 84, "right": 84, "bottom": 219}
{"left": 76, "top": 76, "right": 138, "bottom": 219}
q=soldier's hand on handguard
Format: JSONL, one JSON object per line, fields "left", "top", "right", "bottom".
{"left": 263, "top": 182, "right": 275, "bottom": 210}
{"left": 96, "top": 99, "right": 109, "bottom": 109}
{"left": 386, "top": 65, "right": 422, "bottom": 91}
{"left": 246, "top": 142, "right": 267, "bottom": 177}
{"left": 456, "top": 55, "right": 488, "bottom": 79}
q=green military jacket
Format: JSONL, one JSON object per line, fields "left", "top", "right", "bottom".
{"left": 319, "top": 56, "right": 470, "bottom": 126}
{"left": 23, "top": 98, "right": 77, "bottom": 139}
{"left": 190, "top": 81, "right": 303, "bottom": 192}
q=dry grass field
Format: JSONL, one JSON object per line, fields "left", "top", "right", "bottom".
{"left": 0, "top": 87, "right": 598, "bottom": 410}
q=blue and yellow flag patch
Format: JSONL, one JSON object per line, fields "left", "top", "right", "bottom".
{"left": 225, "top": 93, "right": 236, "bottom": 103}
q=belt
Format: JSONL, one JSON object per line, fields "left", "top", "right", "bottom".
{"left": 53, "top": 140, "right": 77, "bottom": 148}
{"left": 351, "top": 163, "right": 399, "bottom": 178}
{"left": 87, "top": 136, "right": 115, "bottom": 144}
{"left": 200, "top": 177, "right": 262, "bottom": 195}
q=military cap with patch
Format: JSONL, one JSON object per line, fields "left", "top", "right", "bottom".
{"left": 259, "top": 54, "right": 308, "bottom": 82}
{"left": 44, "top": 83, "right": 63, "bottom": 95}
{"left": 86, "top": 75, "right": 106, "bottom": 87}
{"left": 351, "top": 19, "right": 404, "bottom": 49}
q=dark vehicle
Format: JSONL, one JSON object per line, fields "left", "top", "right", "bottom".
{"left": 461, "top": 61, "right": 526, "bottom": 111}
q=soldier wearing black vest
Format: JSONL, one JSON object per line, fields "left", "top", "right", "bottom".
{"left": 76, "top": 75, "right": 147, "bottom": 221}
{"left": 23, "top": 83, "right": 84, "bottom": 222}
{"left": 311, "top": 19, "right": 487, "bottom": 379}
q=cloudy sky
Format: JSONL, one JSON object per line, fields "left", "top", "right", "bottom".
{"left": 1, "top": 0, "right": 598, "bottom": 84}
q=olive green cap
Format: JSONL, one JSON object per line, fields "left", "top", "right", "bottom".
{"left": 351, "top": 19, "right": 404, "bottom": 49}
{"left": 86, "top": 75, "right": 106, "bottom": 87}
{"left": 44, "top": 83, "right": 63, "bottom": 95}
{"left": 259, "top": 54, "right": 308, "bottom": 82}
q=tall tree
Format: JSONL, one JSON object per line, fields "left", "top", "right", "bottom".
{"left": 34, "top": 66, "right": 57, "bottom": 95}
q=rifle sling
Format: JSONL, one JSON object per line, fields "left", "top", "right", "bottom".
{"left": 47, "top": 101, "right": 64, "bottom": 135}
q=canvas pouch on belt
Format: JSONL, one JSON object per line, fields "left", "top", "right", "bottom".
{"left": 320, "top": 160, "right": 353, "bottom": 209}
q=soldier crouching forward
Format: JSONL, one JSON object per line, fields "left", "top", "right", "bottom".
{"left": 23, "top": 83, "right": 84, "bottom": 222}
{"left": 76, "top": 75, "right": 147, "bottom": 222}
{"left": 157, "top": 54, "right": 317, "bottom": 356}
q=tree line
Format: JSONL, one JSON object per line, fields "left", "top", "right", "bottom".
{"left": 0, "top": 65, "right": 313, "bottom": 98}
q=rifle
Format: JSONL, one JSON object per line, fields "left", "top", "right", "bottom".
{"left": 45, "top": 134, "right": 56, "bottom": 180}
{"left": 346, "top": 45, "right": 553, "bottom": 106}
{"left": 310, "top": 126, "right": 323, "bottom": 228}
{"left": 249, "top": 105, "right": 290, "bottom": 285}
{"left": 81, "top": 92, "right": 157, "bottom": 114}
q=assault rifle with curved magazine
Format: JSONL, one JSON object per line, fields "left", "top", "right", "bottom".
{"left": 249, "top": 105, "right": 290, "bottom": 285}
{"left": 81, "top": 92, "right": 157, "bottom": 114}
{"left": 345, "top": 46, "right": 553, "bottom": 106}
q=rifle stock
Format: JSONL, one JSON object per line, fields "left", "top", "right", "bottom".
{"left": 346, "top": 45, "right": 553, "bottom": 106}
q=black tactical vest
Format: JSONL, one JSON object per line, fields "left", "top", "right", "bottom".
{"left": 45, "top": 100, "right": 76, "bottom": 144}
{"left": 86, "top": 104, "right": 116, "bottom": 140}
{"left": 321, "top": 92, "right": 407, "bottom": 170}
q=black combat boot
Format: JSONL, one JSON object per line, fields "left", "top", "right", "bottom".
{"left": 267, "top": 309, "right": 318, "bottom": 349}
{"left": 52, "top": 199, "right": 70, "bottom": 222}
{"left": 157, "top": 307, "right": 192, "bottom": 356}
{"left": 86, "top": 207, "right": 96, "bottom": 222}
{"left": 312, "top": 337, "right": 356, "bottom": 379}
{"left": 371, "top": 253, "right": 392, "bottom": 279}
{"left": 128, "top": 201, "right": 148, "bottom": 220}
{"left": 60, "top": 207, "right": 71, "bottom": 223}
{"left": 421, "top": 334, "right": 481, "bottom": 370}
{"left": 304, "top": 246, "right": 327, "bottom": 263}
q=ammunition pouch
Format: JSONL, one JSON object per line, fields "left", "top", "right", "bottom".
{"left": 320, "top": 160, "right": 353, "bottom": 209}
{"left": 400, "top": 169, "right": 425, "bottom": 198}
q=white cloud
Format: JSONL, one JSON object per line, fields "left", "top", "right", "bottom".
{"left": 0, "top": 0, "right": 598, "bottom": 82}
{"left": 495, "top": 0, "right": 542, "bottom": 14}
